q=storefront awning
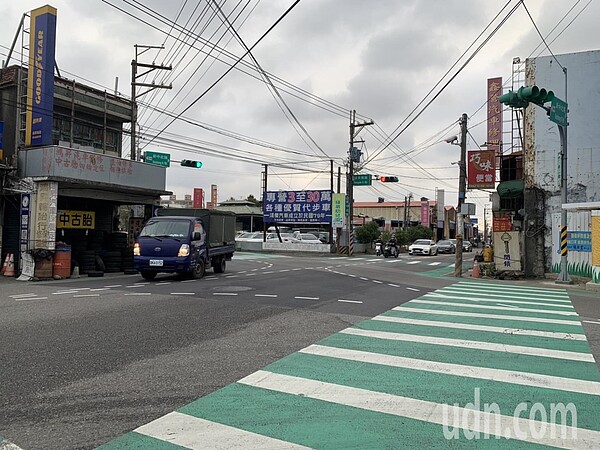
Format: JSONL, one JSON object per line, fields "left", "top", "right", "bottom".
{"left": 497, "top": 179, "right": 524, "bottom": 198}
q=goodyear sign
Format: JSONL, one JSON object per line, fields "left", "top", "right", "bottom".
{"left": 57, "top": 210, "right": 95, "bottom": 229}
{"left": 25, "top": 5, "right": 57, "bottom": 147}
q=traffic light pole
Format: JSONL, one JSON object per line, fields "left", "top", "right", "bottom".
{"left": 454, "top": 113, "right": 468, "bottom": 278}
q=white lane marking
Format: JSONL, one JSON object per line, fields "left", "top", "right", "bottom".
{"left": 430, "top": 292, "right": 572, "bottom": 307}
{"left": 413, "top": 299, "right": 579, "bottom": 317}
{"left": 171, "top": 292, "right": 195, "bottom": 296}
{"left": 279, "top": 269, "right": 290, "bottom": 272}
{"left": 225, "top": 275, "right": 238, "bottom": 278}
{"left": 204, "top": 277, "right": 217, "bottom": 280}
{"left": 440, "top": 286, "right": 570, "bottom": 303}
{"left": 347, "top": 274, "right": 357, "bottom": 278}
{"left": 15, "top": 297, "right": 48, "bottom": 301}
{"left": 359, "top": 277, "right": 369, "bottom": 281}
{"left": 255, "top": 294, "right": 278, "bottom": 298}
{"left": 135, "top": 411, "right": 310, "bottom": 450}
{"left": 126, "top": 284, "right": 146, "bottom": 289}
{"left": 156, "top": 282, "right": 171, "bottom": 285}
{"left": 406, "top": 261, "right": 420, "bottom": 265}
{"left": 393, "top": 306, "right": 580, "bottom": 326}
{"left": 583, "top": 320, "right": 600, "bottom": 326}
{"left": 10, "top": 293, "right": 39, "bottom": 298}
{"left": 245, "top": 273, "right": 256, "bottom": 276}
{"left": 428, "top": 262, "right": 441, "bottom": 266}
{"left": 338, "top": 299, "right": 363, "bottom": 304}
{"left": 181, "top": 279, "right": 197, "bottom": 283}
{"left": 387, "top": 260, "right": 404, "bottom": 263}
{"left": 458, "top": 281, "right": 568, "bottom": 295}
{"left": 367, "top": 259, "right": 380, "bottom": 262}
{"left": 295, "top": 296, "right": 319, "bottom": 300}
{"left": 53, "top": 291, "right": 79, "bottom": 295}
{"left": 239, "top": 371, "right": 600, "bottom": 447}
{"left": 238, "top": 271, "right": 247, "bottom": 274}
{"left": 104, "top": 284, "right": 122, "bottom": 288}
{"left": 292, "top": 268, "right": 302, "bottom": 271}
{"left": 73, "top": 294, "right": 100, "bottom": 298}
{"left": 388, "top": 283, "right": 400, "bottom": 287}
{"left": 496, "top": 303, "right": 519, "bottom": 309}
{"left": 213, "top": 293, "right": 238, "bottom": 296}
{"left": 373, "top": 315, "right": 587, "bottom": 340}
{"left": 372, "top": 280, "right": 383, "bottom": 284}
{"left": 69, "top": 287, "right": 91, "bottom": 291}
{"left": 125, "top": 293, "right": 152, "bottom": 296}
{"left": 263, "top": 271, "right": 274, "bottom": 274}
{"left": 302, "top": 345, "right": 600, "bottom": 396}
{"left": 90, "top": 288, "right": 110, "bottom": 292}
{"left": 341, "top": 328, "right": 594, "bottom": 362}
{"left": 406, "top": 287, "right": 419, "bottom": 292}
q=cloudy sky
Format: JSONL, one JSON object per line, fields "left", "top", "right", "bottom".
{"left": 1, "top": 0, "right": 598, "bottom": 221}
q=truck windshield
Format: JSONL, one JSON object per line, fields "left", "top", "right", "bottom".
{"left": 140, "top": 220, "right": 190, "bottom": 239}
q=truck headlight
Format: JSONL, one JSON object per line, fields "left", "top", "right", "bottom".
{"left": 178, "top": 244, "right": 190, "bottom": 257}
{"left": 133, "top": 243, "right": 140, "bottom": 256}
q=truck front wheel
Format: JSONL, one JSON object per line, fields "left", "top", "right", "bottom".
{"left": 192, "top": 260, "right": 205, "bottom": 279}
{"left": 213, "top": 258, "right": 226, "bottom": 274}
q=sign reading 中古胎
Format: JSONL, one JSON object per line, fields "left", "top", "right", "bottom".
{"left": 57, "top": 210, "right": 96, "bottom": 229}
{"left": 263, "top": 190, "right": 332, "bottom": 224}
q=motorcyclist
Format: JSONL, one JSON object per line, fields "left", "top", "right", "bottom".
{"left": 387, "top": 236, "right": 398, "bottom": 257}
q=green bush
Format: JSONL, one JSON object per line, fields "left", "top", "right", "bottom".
{"left": 354, "top": 221, "right": 381, "bottom": 244}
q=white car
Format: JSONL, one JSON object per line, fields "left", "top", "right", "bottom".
{"left": 408, "top": 239, "right": 438, "bottom": 256}
{"left": 293, "top": 233, "right": 322, "bottom": 244}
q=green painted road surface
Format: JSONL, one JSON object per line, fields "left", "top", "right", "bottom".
{"left": 98, "top": 281, "right": 600, "bottom": 449}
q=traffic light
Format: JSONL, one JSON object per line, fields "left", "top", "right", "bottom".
{"left": 380, "top": 176, "right": 398, "bottom": 182}
{"left": 499, "top": 85, "right": 555, "bottom": 109}
{"left": 181, "top": 159, "right": 203, "bottom": 168}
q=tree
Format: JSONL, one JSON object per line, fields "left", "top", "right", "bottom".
{"left": 354, "top": 221, "right": 381, "bottom": 244}
{"left": 406, "top": 225, "right": 433, "bottom": 243}
{"left": 246, "top": 194, "right": 262, "bottom": 206}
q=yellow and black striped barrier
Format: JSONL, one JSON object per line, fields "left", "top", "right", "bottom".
{"left": 560, "top": 226, "right": 568, "bottom": 256}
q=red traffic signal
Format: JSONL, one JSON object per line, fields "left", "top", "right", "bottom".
{"left": 380, "top": 176, "right": 399, "bottom": 182}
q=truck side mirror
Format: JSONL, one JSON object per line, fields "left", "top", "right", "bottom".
{"left": 193, "top": 232, "right": 202, "bottom": 241}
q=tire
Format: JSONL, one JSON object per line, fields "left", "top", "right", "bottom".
{"left": 213, "top": 258, "right": 226, "bottom": 274}
{"left": 192, "top": 260, "right": 205, "bottom": 279}
{"left": 141, "top": 271, "right": 156, "bottom": 280}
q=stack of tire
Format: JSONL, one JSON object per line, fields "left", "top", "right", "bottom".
{"left": 102, "top": 250, "right": 123, "bottom": 273}
{"left": 78, "top": 250, "right": 97, "bottom": 275}
{"left": 107, "top": 232, "right": 136, "bottom": 273}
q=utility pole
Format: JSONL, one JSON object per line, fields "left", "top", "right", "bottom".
{"left": 454, "top": 113, "right": 468, "bottom": 277}
{"left": 347, "top": 110, "right": 373, "bottom": 256}
{"left": 131, "top": 44, "right": 172, "bottom": 161}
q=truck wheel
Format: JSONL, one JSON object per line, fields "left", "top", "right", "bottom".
{"left": 192, "top": 260, "right": 205, "bottom": 279}
{"left": 141, "top": 271, "right": 156, "bottom": 280}
{"left": 214, "top": 258, "right": 226, "bottom": 274}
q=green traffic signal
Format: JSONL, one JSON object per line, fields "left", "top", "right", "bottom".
{"left": 181, "top": 159, "right": 203, "bottom": 168}
{"left": 499, "top": 85, "right": 555, "bottom": 109}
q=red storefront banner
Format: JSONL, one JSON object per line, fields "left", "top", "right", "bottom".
{"left": 487, "top": 77, "right": 502, "bottom": 154}
{"left": 468, "top": 150, "right": 495, "bottom": 189}
{"left": 493, "top": 214, "right": 512, "bottom": 232}
{"left": 193, "top": 188, "right": 204, "bottom": 208}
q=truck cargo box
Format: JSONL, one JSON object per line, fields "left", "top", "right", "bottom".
{"left": 156, "top": 208, "right": 236, "bottom": 248}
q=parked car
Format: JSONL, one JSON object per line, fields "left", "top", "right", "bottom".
{"left": 408, "top": 239, "right": 438, "bottom": 256}
{"left": 449, "top": 238, "right": 473, "bottom": 252}
{"left": 293, "top": 233, "right": 322, "bottom": 244}
{"left": 436, "top": 239, "right": 456, "bottom": 254}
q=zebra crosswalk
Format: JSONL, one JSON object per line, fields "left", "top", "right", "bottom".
{"left": 98, "top": 281, "right": 600, "bottom": 449}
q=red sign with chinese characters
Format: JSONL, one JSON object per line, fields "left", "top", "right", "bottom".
{"left": 193, "top": 188, "right": 204, "bottom": 208}
{"left": 493, "top": 215, "right": 512, "bottom": 232}
{"left": 487, "top": 77, "right": 502, "bottom": 154}
{"left": 468, "top": 150, "right": 495, "bottom": 189}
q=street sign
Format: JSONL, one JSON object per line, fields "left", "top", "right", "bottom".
{"left": 353, "top": 174, "right": 372, "bottom": 186}
{"left": 549, "top": 97, "right": 568, "bottom": 127}
{"left": 144, "top": 151, "right": 171, "bottom": 167}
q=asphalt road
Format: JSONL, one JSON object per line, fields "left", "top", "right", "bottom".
{"left": 0, "top": 253, "right": 457, "bottom": 449}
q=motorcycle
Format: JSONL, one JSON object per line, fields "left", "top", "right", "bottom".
{"left": 383, "top": 241, "right": 398, "bottom": 258}
{"left": 375, "top": 241, "right": 382, "bottom": 256}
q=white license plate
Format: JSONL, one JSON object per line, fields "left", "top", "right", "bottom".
{"left": 149, "top": 259, "right": 163, "bottom": 267}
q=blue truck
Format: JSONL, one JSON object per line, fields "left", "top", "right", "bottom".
{"left": 133, "top": 209, "right": 236, "bottom": 280}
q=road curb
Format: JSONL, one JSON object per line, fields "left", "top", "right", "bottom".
{"left": 0, "top": 438, "right": 24, "bottom": 450}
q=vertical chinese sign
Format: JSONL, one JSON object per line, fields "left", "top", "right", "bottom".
{"left": 420, "top": 197, "right": 430, "bottom": 226}
{"left": 26, "top": 5, "right": 57, "bottom": 147}
{"left": 487, "top": 77, "right": 502, "bottom": 155}
{"left": 193, "top": 188, "right": 204, "bottom": 208}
